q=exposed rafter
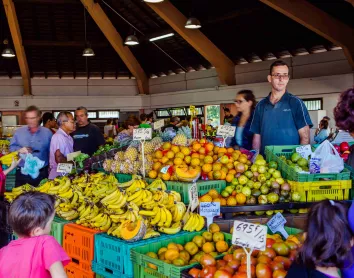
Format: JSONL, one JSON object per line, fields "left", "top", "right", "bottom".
{"left": 3, "top": 0, "right": 31, "bottom": 95}
{"left": 260, "top": 0, "right": 354, "bottom": 69}
{"left": 146, "top": 1, "right": 235, "bottom": 85}
{"left": 81, "top": 0, "right": 148, "bottom": 94}
{"left": 345, "top": 0, "right": 354, "bottom": 7}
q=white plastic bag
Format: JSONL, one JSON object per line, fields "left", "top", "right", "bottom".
{"left": 309, "top": 140, "right": 344, "bottom": 174}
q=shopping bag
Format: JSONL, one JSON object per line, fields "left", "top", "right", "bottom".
{"left": 309, "top": 140, "right": 344, "bottom": 173}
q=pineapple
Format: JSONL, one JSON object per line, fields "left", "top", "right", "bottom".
{"left": 172, "top": 134, "right": 187, "bottom": 146}
{"left": 151, "top": 137, "right": 163, "bottom": 149}
{"left": 114, "top": 151, "right": 124, "bottom": 161}
{"left": 124, "top": 147, "right": 138, "bottom": 162}
{"left": 103, "top": 159, "right": 113, "bottom": 172}
{"left": 111, "top": 161, "right": 121, "bottom": 173}
{"left": 121, "top": 161, "right": 132, "bottom": 174}
{"left": 140, "top": 141, "right": 154, "bottom": 154}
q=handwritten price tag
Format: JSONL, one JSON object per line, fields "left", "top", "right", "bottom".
{"left": 57, "top": 163, "right": 73, "bottom": 174}
{"left": 200, "top": 202, "right": 220, "bottom": 228}
{"left": 133, "top": 128, "right": 152, "bottom": 140}
{"left": 267, "top": 212, "right": 289, "bottom": 239}
{"left": 188, "top": 183, "right": 199, "bottom": 212}
{"left": 217, "top": 125, "right": 236, "bottom": 138}
{"left": 296, "top": 145, "right": 312, "bottom": 159}
{"left": 154, "top": 120, "right": 164, "bottom": 130}
{"left": 232, "top": 220, "right": 267, "bottom": 251}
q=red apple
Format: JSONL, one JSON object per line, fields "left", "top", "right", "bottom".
{"left": 340, "top": 142, "right": 350, "bottom": 153}
{"left": 333, "top": 144, "right": 341, "bottom": 153}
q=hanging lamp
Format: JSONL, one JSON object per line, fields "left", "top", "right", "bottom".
{"left": 124, "top": 34, "right": 139, "bottom": 46}
{"left": 82, "top": 8, "right": 95, "bottom": 57}
{"left": 185, "top": 17, "right": 201, "bottom": 29}
{"left": 1, "top": 39, "right": 15, "bottom": 58}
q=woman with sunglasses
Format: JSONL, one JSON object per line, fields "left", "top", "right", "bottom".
{"left": 231, "top": 90, "right": 257, "bottom": 150}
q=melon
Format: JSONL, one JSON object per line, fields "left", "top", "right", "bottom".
{"left": 121, "top": 220, "right": 147, "bottom": 242}
{"left": 175, "top": 166, "right": 201, "bottom": 182}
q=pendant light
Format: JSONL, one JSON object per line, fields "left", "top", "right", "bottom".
{"left": 124, "top": 33, "right": 139, "bottom": 46}
{"left": 1, "top": 39, "right": 15, "bottom": 58}
{"left": 185, "top": 17, "right": 201, "bottom": 29}
{"left": 82, "top": 8, "right": 95, "bottom": 57}
{"left": 143, "top": 0, "right": 164, "bottom": 3}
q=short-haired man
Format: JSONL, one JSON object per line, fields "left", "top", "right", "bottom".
{"left": 162, "top": 117, "right": 180, "bottom": 132}
{"left": 49, "top": 112, "right": 76, "bottom": 179}
{"left": 42, "top": 112, "right": 57, "bottom": 134}
{"left": 250, "top": 60, "right": 313, "bottom": 154}
{"left": 71, "top": 106, "right": 105, "bottom": 156}
{"left": 10, "top": 106, "right": 53, "bottom": 186}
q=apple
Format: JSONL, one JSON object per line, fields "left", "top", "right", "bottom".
{"left": 333, "top": 144, "right": 341, "bottom": 153}
{"left": 340, "top": 142, "right": 350, "bottom": 153}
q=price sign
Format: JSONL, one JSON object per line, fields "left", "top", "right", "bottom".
{"left": 188, "top": 182, "right": 199, "bottom": 212}
{"left": 57, "top": 163, "right": 73, "bottom": 174}
{"left": 232, "top": 220, "right": 267, "bottom": 251}
{"left": 133, "top": 128, "right": 152, "bottom": 141}
{"left": 67, "top": 151, "right": 81, "bottom": 162}
{"left": 200, "top": 202, "right": 220, "bottom": 228}
{"left": 153, "top": 119, "right": 164, "bottom": 130}
{"left": 160, "top": 165, "right": 170, "bottom": 174}
{"left": 267, "top": 212, "right": 289, "bottom": 239}
{"left": 217, "top": 125, "right": 236, "bottom": 138}
{"left": 296, "top": 145, "right": 312, "bottom": 159}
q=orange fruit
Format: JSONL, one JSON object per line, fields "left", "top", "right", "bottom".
{"left": 232, "top": 152, "right": 240, "bottom": 161}
{"left": 162, "top": 173, "right": 171, "bottom": 181}
{"left": 191, "top": 153, "right": 200, "bottom": 159}
{"left": 213, "top": 170, "right": 222, "bottom": 180}
{"left": 199, "top": 154, "right": 205, "bottom": 160}
{"left": 166, "top": 160, "right": 174, "bottom": 166}
{"left": 212, "top": 163, "right": 222, "bottom": 171}
{"left": 228, "top": 169, "right": 236, "bottom": 175}
{"left": 161, "top": 157, "right": 169, "bottom": 164}
{"left": 175, "top": 152, "right": 185, "bottom": 159}
{"left": 218, "top": 147, "right": 227, "bottom": 154}
{"left": 199, "top": 147, "right": 206, "bottom": 155}
{"left": 155, "top": 150, "right": 163, "bottom": 159}
{"left": 208, "top": 189, "right": 219, "bottom": 199}
{"left": 200, "top": 194, "right": 213, "bottom": 202}
{"left": 191, "top": 158, "right": 200, "bottom": 166}
{"left": 184, "top": 156, "right": 191, "bottom": 164}
{"left": 238, "top": 155, "right": 248, "bottom": 164}
{"left": 226, "top": 173, "right": 235, "bottom": 183}
{"left": 208, "top": 171, "right": 214, "bottom": 180}
{"left": 202, "top": 163, "right": 213, "bottom": 173}
{"left": 162, "top": 142, "right": 171, "bottom": 150}
{"left": 171, "top": 145, "right": 180, "bottom": 153}
{"left": 220, "top": 198, "right": 227, "bottom": 206}
{"left": 153, "top": 162, "right": 162, "bottom": 171}
{"left": 226, "top": 196, "right": 237, "bottom": 206}
{"left": 227, "top": 147, "right": 234, "bottom": 154}
{"left": 221, "top": 166, "right": 229, "bottom": 174}
{"left": 220, "top": 171, "right": 227, "bottom": 180}
{"left": 174, "top": 158, "right": 183, "bottom": 166}
{"left": 200, "top": 138, "right": 207, "bottom": 144}
{"left": 193, "top": 143, "right": 202, "bottom": 152}
{"left": 202, "top": 242, "right": 215, "bottom": 254}
{"left": 166, "top": 151, "right": 175, "bottom": 159}
{"left": 205, "top": 143, "right": 214, "bottom": 152}
{"left": 216, "top": 241, "right": 229, "bottom": 253}
{"left": 213, "top": 155, "right": 218, "bottom": 161}
{"left": 226, "top": 162, "right": 234, "bottom": 170}
{"left": 165, "top": 249, "right": 180, "bottom": 261}
{"left": 167, "top": 243, "right": 179, "bottom": 250}
{"left": 209, "top": 223, "right": 220, "bottom": 233}
{"left": 214, "top": 146, "right": 220, "bottom": 153}
{"left": 181, "top": 147, "right": 191, "bottom": 156}
{"left": 204, "top": 155, "right": 213, "bottom": 164}
{"left": 213, "top": 198, "right": 221, "bottom": 203}
{"left": 236, "top": 193, "right": 247, "bottom": 205}
{"left": 148, "top": 170, "right": 158, "bottom": 179}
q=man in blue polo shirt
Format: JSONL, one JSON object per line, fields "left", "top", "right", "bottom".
{"left": 250, "top": 60, "right": 312, "bottom": 154}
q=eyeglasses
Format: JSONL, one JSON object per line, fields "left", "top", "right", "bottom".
{"left": 64, "top": 120, "right": 75, "bottom": 124}
{"left": 271, "top": 74, "right": 290, "bottom": 80}
{"left": 25, "top": 117, "right": 39, "bottom": 120}
{"left": 234, "top": 99, "right": 246, "bottom": 104}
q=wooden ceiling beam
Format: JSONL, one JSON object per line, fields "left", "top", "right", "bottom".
{"left": 24, "top": 40, "right": 109, "bottom": 47}
{"left": 345, "top": 0, "right": 354, "bottom": 7}
{"left": 3, "top": 0, "right": 31, "bottom": 95}
{"left": 260, "top": 0, "right": 354, "bottom": 69}
{"left": 146, "top": 1, "right": 235, "bottom": 85}
{"left": 81, "top": 0, "right": 148, "bottom": 94}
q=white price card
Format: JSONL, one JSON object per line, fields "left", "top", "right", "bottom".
{"left": 267, "top": 212, "right": 289, "bottom": 239}
{"left": 217, "top": 125, "right": 236, "bottom": 138}
{"left": 57, "top": 163, "right": 73, "bottom": 174}
{"left": 160, "top": 165, "right": 170, "bottom": 174}
{"left": 296, "top": 145, "right": 312, "bottom": 159}
{"left": 133, "top": 128, "right": 152, "bottom": 140}
{"left": 232, "top": 220, "right": 267, "bottom": 251}
{"left": 200, "top": 202, "right": 220, "bottom": 228}
{"left": 67, "top": 151, "right": 81, "bottom": 162}
{"left": 153, "top": 119, "right": 164, "bottom": 130}
{"left": 188, "top": 182, "right": 199, "bottom": 212}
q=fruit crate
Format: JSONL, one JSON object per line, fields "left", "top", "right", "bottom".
{"left": 289, "top": 179, "right": 352, "bottom": 202}
{"left": 65, "top": 262, "right": 96, "bottom": 278}
{"left": 345, "top": 164, "right": 354, "bottom": 199}
{"left": 93, "top": 231, "right": 190, "bottom": 278}
{"left": 2, "top": 165, "right": 16, "bottom": 192}
{"left": 63, "top": 223, "right": 101, "bottom": 273}
{"left": 0, "top": 200, "right": 11, "bottom": 233}
{"left": 131, "top": 231, "right": 232, "bottom": 278}
{"left": 265, "top": 145, "right": 351, "bottom": 182}
{"left": 51, "top": 216, "right": 71, "bottom": 245}
{"left": 180, "top": 226, "right": 302, "bottom": 278}
{"left": 115, "top": 173, "right": 133, "bottom": 183}
{"left": 146, "top": 179, "right": 226, "bottom": 204}
{"left": 1, "top": 165, "right": 16, "bottom": 175}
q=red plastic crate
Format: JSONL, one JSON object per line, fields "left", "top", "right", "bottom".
{"left": 65, "top": 262, "right": 95, "bottom": 278}
{"left": 63, "top": 223, "right": 100, "bottom": 273}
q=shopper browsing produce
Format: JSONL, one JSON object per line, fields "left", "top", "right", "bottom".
{"left": 0, "top": 192, "right": 70, "bottom": 278}
{"left": 72, "top": 106, "right": 105, "bottom": 156}
{"left": 314, "top": 119, "right": 330, "bottom": 144}
{"left": 162, "top": 117, "right": 180, "bottom": 132}
{"left": 10, "top": 105, "right": 53, "bottom": 186}
{"left": 103, "top": 119, "right": 117, "bottom": 138}
{"left": 139, "top": 113, "right": 152, "bottom": 128}
{"left": 42, "top": 112, "right": 57, "bottom": 134}
{"left": 286, "top": 200, "right": 353, "bottom": 278}
{"left": 223, "top": 107, "right": 234, "bottom": 124}
{"left": 231, "top": 90, "right": 256, "bottom": 150}
{"left": 250, "top": 60, "right": 313, "bottom": 154}
{"left": 115, "top": 116, "right": 140, "bottom": 144}
{"left": 49, "top": 112, "right": 75, "bottom": 180}
{"left": 0, "top": 158, "right": 21, "bottom": 195}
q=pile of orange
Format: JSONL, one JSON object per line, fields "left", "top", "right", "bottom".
{"left": 200, "top": 189, "right": 247, "bottom": 207}
{"left": 149, "top": 139, "right": 252, "bottom": 181}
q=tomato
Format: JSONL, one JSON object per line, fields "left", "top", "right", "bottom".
{"left": 233, "top": 248, "right": 246, "bottom": 260}
{"left": 232, "top": 272, "right": 248, "bottom": 278}
{"left": 273, "top": 256, "right": 291, "bottom": 270}
{"left": 217, "top": 259, "right": 228, "bottom": 268}
{"left": 273, "top": 269, "right": 287, "bottom": 278}
{"left": 188, "top": 268, "right": 201, "bottom": 278}
{"left": 238, "top": 264, "right": 256, "bottom": 278}
{"left": 219, "top": 265, "right": 235, "bottom": 275}
{"left": 228, "top": 259, "right": 241, "bottom": 271}
{"left": 256, "top": 263, "right": 272, "bottom": 278}
{"left": 224, "top": 254, "right": 235, "bottom": 262}
{"left": 214, "top": 270, "right": 233, "bottom": 278}
{"left": 257, "top": 255, "right": 272, "bottom": 264}
{"left": 269, "top": 261, "right": 284, "bottom": 272}
{"left": 259, "top": 248, "right": 276, "bottom": 259}
{"left": 241, "top": 256, "right": 257, "bottom": 265}
{"left": 266, "top": 238, "right": 276, "bottom": 248}
{"left": 200, "top": 254, "right": 216, "bottom": 267}
{"left": 200, "top": 266, "right": 217, "bottom": 278}
{"left": 340, "top": 142, "right": 350, "bottom": 152}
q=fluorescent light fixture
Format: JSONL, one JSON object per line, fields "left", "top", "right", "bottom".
{"left": 1, "top": 47, "right": 15, "bottom": 58}
{"left": 143, "top": 0, "right": 164, "bottom": 2}
{"left": 149, "top": 33, "right": 174, "bottom": 42}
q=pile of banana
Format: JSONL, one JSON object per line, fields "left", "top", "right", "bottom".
{"left": 4, "top": 183, "right": 34, "bottom": 202}
{"left": 0, "top": 151, "right": 19, "bottom": 166}
{"left": 182, "top": 212, "right": 205, "bottom": 232}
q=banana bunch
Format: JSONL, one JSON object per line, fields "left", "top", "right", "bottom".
{"left": 107, "top": 220, "right": 130, "bottom": 238}
{"left": 72, "top": 175, "right": 88, "bottom": 185}
{"left": 34, "top": 180, "right": 55, "bottom": 193}
{"left": 146, "top": 178, "right": 167, "bottom": 191}
{"left": 4, "top": 183, "right": 34, "bottom": 202}
{"left": 143, "top": 228, "right": 161, "bottom": 239}
{"left": 76, "top": 202, "right": 100, "bottom": 226}
{"left": 183, "top": 213, "right": 205, "bottom": 232}
{"left": 125, "top": 179, "right": 147, "bottom": 196}
{"left": 158, "top": 222, "right": 182, "bottom": 235}
{"left": 170, "top": 202, "right": 187, "bottom": 222}
{"left": 92, "top": 182, "right": 116, "bottom": 199}
{"left": 0, "top": 151, "right": 18, "bottom": 166}
{"left": 127, "top": 189, "right": 154, "bottom": 207}
{"left": 89, "top": 212, "right": 112, "bottom": 231}
{"left": 101, "top": 188, "right": 127, "bottom": 212}
{"left": 109, "top": 203, "right": 140, "bottom": 223}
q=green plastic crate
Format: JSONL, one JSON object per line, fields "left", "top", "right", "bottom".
{"left": 345, "top": 164, "right": 354, "bottom": 199}
{"left": 131, "top": 231, "right": 232, "bottom": 278}
{"left": 265, "top": 145, "right": 351, "bottom": 182}
{"left": 2, "top": 165, "right": 16, "bottom": 192}
{"left": 145, "top": 179, "right": 226, "bottom": 204}
{"left": 115, "top": 173, "right": 133, "bottom": 183}
{"left": 93, "top": 231, "right": 190, "bottom": 278}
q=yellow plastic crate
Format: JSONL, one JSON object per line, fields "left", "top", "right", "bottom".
{"left": 289, "top": 179, "right": 352, "bottom": 202}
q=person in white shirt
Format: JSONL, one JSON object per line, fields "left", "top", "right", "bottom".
{"left": 104, "top": 119, "right": 117, "bottom": 138}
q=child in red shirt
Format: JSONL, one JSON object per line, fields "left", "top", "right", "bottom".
{"left": 0, "top": 192, "right": 70, "bottom": 278}
{"left": 0, "top": 158, "right": 21, "bottom": 195}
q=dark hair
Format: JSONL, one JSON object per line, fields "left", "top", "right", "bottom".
{"left": 106, "top": 119, "right": 113, "bottom": 125}
{"left": 269, "top": 60, "right": 289, "bottom": 74}
{"left": 323, "top": 116, "right": 330, "bottom": 121}
{"left": 140, "top": 113, "right": 147, "bottom": 122}
{"left": 76, "top": 106, "right": 88, "bottom": 116}
{"left": 9, "top": 192, "right": 55, "bottom": 237}
{"left": 42, "top": 112, "right": 55, "bottom": 125}
{"left": 147, "top": 112, "right": 153, "bottom": 121}
{"left": 299, "top": 200, "right": 353, "bottom": 269}
{"left": 25, "top": 105, "right": 41, "bottom": 117}
{"left": 171, "top": 117, "right": 180, "bottom": 124}
{"left": 334, "top": 88, "right": 354, "bottom": 133}
{"left": 224, "top": 108, "right": 230, "bottom": 113}
{"left": 238, "top": 89, "right": 257, "bottom": 110}
{"left": 124, "top": 116, "right": 140, "bottom": 129}
{"left": 320, "top": 119, "right": 329, "bottom": 130}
